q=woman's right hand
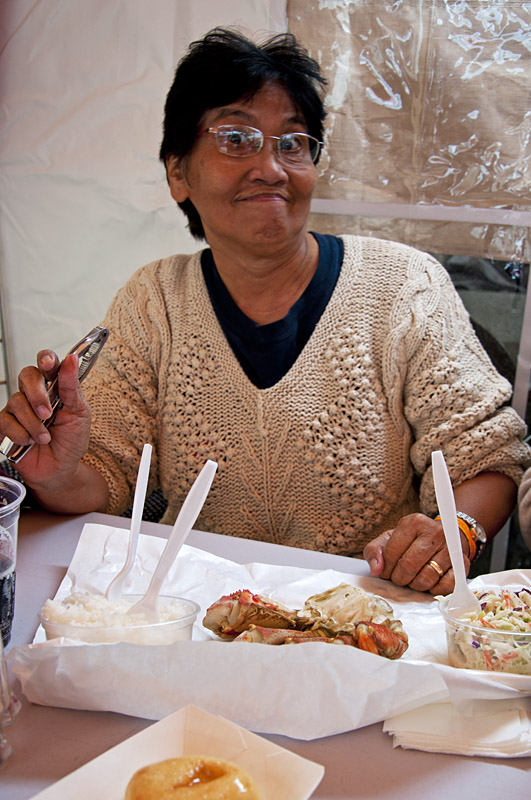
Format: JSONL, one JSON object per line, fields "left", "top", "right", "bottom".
{"left": 0, "top": 349, "right": 92, "bottom": 490}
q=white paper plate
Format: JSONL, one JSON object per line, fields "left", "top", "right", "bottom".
{"left": 28, "top": 704, "right": 324, "bottom": 800}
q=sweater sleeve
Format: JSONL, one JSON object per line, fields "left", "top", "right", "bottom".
{"left": 81, "top": 260, "right": 171, "bottom": 515}
{"left": 518, "top": 467, "right": 531, "bottom": 548}
{"left": 383, "top": 247, "right": 530, "bottom": 516}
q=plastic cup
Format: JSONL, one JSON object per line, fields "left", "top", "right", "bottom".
{"left": 41, "top": 594, "right": 200, "bottom": 644}
{"left": 438, "top": 590, "right": 531, "bottom": 675}
{"left": 0, "top": 632, "right": 21, "bottom": 766}
{"left": 0, "top": 476, "right": 26, "bottom": 647}
{"left": 0, "top": 632, "right": 21, "bottom": 727}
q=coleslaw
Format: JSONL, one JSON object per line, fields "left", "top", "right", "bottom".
{"left": 439, "top": 587, "right": 531, "bottom": 674}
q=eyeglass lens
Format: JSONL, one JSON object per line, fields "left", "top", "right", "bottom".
{"left": 214, "top": 126, "right": 320, "bottom": 163}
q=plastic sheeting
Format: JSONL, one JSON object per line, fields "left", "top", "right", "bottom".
{"left": 0, "top": 0, "right": 286, "bottom": 389}
{"left": 288, "top": 1, "right": 531, "bottom": 568}
{"left": 288, "top": 0, "right": 531, "bottom": 263}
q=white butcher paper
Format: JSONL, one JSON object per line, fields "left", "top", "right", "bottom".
{"left": 11, "top": 524, "right": 531, "bottom": 739}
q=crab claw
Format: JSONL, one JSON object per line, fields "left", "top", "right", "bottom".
{"left": 355, "top": 621, "right": 409, "bottom": 659}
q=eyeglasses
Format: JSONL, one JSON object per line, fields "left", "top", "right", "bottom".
{"left": 198, "top": 124, "right": 322, "bottom": 165}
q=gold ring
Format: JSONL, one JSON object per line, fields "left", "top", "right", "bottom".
{"left": 428, "top": 559, "right": 444, "bottom": 577}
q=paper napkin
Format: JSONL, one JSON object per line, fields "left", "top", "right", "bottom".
{"left": 383, "top": 699, "right": 531, "bottom": 757}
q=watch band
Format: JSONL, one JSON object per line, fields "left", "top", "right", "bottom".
{"left": 434, "top": 514, "right": 476, "bottom": 560}
{"left": 456, "top": 517, "right": 477, "bottom": 561}
{"left": 434, "top": 512, "right": 487, "bottom": 562}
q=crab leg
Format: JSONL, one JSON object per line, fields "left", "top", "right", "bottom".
{"left": 235, "top": 622, "right": 407, "bottom": 657}
{"left": 234, "top": 625, "right": 358, "bottom": 645}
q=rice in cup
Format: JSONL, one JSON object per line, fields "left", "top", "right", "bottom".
{"left": 41, "top": 592, "right": 200, "bottom": 645}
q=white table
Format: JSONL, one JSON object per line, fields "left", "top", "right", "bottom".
{"left": 2, "top": 510, "right": 530, "bottom": 799}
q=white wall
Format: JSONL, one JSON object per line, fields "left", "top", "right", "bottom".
{"left": 0, "top": 0, "right": 287, "bottom": 392}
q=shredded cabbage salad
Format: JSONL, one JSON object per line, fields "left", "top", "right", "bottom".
{"left": 445, "top": 587, "right": 531, "bottom": 674}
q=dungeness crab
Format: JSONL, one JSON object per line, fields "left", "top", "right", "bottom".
{"left": 203, "top": 584, "right": 408, "bottom": 659}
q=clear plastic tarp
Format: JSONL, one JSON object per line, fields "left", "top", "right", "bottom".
{"left": 288, "top": 1, "right": 531, "bottom": 566}
{"left": 288, "top": 0, "right": 531, "bottom": 262}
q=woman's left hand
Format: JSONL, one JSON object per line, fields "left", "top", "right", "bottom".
{"left": 363, "top": 513, "right": 469, "bottom": 595}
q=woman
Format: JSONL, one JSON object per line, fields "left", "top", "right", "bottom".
{"left": 1, "top": 28, "right": 529, "bottom": 595}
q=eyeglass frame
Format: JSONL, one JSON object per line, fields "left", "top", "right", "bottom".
{"left": 197, "top": 124, "right": 322, "bottom": 165}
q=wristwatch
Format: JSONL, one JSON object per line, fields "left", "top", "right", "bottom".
{"left": 456, "top": 511, "right": 487, "bottom": 561}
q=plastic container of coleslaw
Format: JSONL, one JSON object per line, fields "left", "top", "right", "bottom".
{"left": 439, "top": 586, "right": 531, "bottom": 675}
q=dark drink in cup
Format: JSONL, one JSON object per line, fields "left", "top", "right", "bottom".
{"left": 0, "top": 477, "right": 26, "bottom": 647}
{"left": 0, "top": 560, "right": 15, "bottom": 648}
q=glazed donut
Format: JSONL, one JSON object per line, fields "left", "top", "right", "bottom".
{"left": 125, "top": 755, "right": 261, "bottom": 799}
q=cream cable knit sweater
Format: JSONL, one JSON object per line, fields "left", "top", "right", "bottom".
{"left": 518, "top": 467, "right": 531, "bottom": 548}
{"left": 82, "top": 235, "right": 530, "bottom": 556}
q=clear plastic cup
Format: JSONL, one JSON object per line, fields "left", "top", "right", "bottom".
{"left": 439, "top": 591, "right": 531, "bottom": 675}
{"left": 0, "top": 476, "right": 26, "bottom": 647}
{"left": 41, "top": 593, "right": 200, "bottom": 644}
{"left": 0, "top": 633, "right": 21, "bottom": 765}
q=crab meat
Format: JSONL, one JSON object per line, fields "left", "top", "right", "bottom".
{"left": 296, "top": 584, "right": 408, "bottom": 657}
{"left": 202, "top": 589, "right": 297, "bottom": 639}
{"left": 203, "top": 583, "right": 409, "bottom": 658}
{"left": 296, "top": 583, "right": 392, "bottom": 631}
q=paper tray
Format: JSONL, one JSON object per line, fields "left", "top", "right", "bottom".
{"left": 11, "top": 524, "right": 531, "bottom": 739}
{"left": 28, "top": 704, "right": 324, "bottom": 800}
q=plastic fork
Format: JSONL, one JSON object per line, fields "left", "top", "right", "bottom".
{"left": 431, "top": 450, "right": 481, "bottom": 617}
{"left": 105, "top": 443, "right": 152, "bottom": 602}
{"left": 127, "top": 459, "right": 218, "bottom": 623}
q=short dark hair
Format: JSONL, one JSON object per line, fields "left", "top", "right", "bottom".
{"left": 160, "top": 27, "right": 327, "bottom": 240}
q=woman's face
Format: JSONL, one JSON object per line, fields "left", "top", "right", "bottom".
{"left": 167, "top": 82, "right": 317, "bottom": 256}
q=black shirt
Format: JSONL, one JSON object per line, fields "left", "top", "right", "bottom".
{"left": 201, "top": 232, "right": 343, "bottom": 388}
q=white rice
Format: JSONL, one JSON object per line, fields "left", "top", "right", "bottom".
{"left": 41, "top": 592, "right": 190, "bottom": 628}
